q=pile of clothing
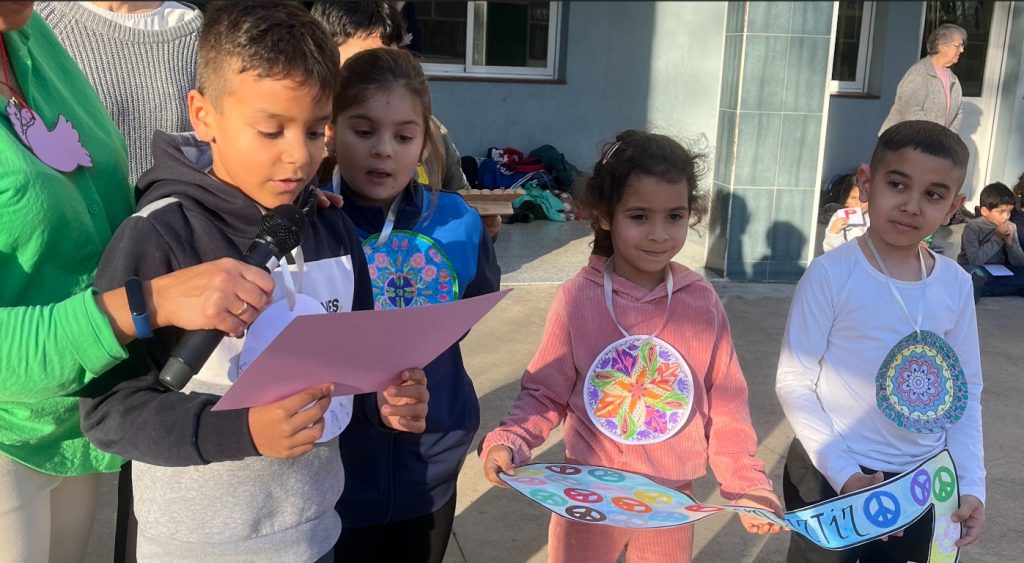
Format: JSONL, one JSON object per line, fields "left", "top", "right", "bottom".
{"left": 461, "top": 144, "right": 581, "bottom": 223}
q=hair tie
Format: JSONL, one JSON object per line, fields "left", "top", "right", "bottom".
{"left": 601, "top": 142, "right": 622, "bottom": 165}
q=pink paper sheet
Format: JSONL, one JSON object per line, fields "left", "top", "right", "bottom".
{"left": 213, "top": 289, "right": 510, "bottom": 411}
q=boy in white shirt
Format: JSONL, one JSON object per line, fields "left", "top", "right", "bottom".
{"left": 776, "top": 120, "right": 985, "bottom": 562}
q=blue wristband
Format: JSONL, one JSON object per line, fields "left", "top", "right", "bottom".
{"left": 125, "top": 277, "right": 153, "bottom": 339}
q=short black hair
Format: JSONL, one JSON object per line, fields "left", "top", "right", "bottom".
{"left": 310, "top": 1, "right": 405, "bottom": 47}
{"left": 197, "top": 1, "right": 339, "bottom": 106}
{"left": 979, "top": 182, "right": 1015, "bottom": 210}
{"left": 872, "top": 120, "right": 970, "bottom": 182}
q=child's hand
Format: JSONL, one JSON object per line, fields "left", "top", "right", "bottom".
{"left": 842, "top": 472, "right": 904, "bottom": 541}
{"left": 248, "top": 383, "right": 334, "bottom": 458}
{"left": 953, "top": 494, "right": 985, "bottom": 547}
{"left": 735, "top": 488, "right": 785, "bottom": 535}
{"left": 829, "top": 217, "right": 850, "bottom": 233}
{"left": 482, "top": 445, "right": 516, "bottom": 487}
{"left": 995, "top": 221, "right": 1013, "bottom": 239}
{"left": 314, "top": 187, "right": 344, "bottom": 208}
{"left": 377, "top": 369, "right": 429, "bottom": 433}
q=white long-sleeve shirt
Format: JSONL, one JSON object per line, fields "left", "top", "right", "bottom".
{"left": 776, "top": 239, "right": 985, "bottom": 502}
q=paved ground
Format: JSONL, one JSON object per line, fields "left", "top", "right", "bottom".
{"left": 86, "top": 220, "right": 1021, "bottom": 562}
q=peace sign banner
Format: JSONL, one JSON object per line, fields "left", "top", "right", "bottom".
{"left": 499, "top": 450, "right": 960, "bottom": 562}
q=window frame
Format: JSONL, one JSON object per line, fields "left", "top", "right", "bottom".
{"left": 420, "top": 1, "right": 563, "bottom": 80}
{"left": 829, "top": 1, "right": 876, "bottom": 94}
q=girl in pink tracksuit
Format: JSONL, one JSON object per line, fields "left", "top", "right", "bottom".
{"left": 480, "top": 130, "right": 782, "bottom": 562}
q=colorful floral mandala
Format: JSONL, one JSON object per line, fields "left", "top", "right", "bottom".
{"left": 876, "top": 330, "right": 967, "bottom": 434}
{"left": 363, "top": 231, "right": 458, "bottom": 310}
{"left": 583, "top": 336, "right": 694, "bottom": 445}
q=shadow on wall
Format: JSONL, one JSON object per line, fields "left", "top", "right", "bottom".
{"left": 755, "top": 221, "right": 808, "bottom": 280}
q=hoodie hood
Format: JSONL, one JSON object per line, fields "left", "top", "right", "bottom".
{"left": 578, "top": 254, "right": 704, "bottom": 303}
{"left": 137, "top": 130, "right": 318, "bottom": 247}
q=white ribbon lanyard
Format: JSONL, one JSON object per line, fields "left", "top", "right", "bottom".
{"left": 332, "top": 163, "right": 404, "bottom": 248}
{"left": 374, "top": 194, "right": 404, "bottom": 248}
{"left": 864, "top": 234, "right": 926, "bottom": 334}
{"left": 603, "top": 255, "right": 673, "bottom": 339}
{"left": 267, "top": 246, "right": 305, "bottom": 311}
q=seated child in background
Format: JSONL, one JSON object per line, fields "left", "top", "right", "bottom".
{"left": 1011, "top": 172, "right": 1024, "bottom": 249}
{"left": 78, "top": 4, "right": 428, "bottom": 561}
{"left": 777, "top": 120, "right": 985, "bottom": 563}
{"left": 482, "top": 130, "right": 782, "bottom": 563}
{"left": 822, "top": 177, "right": 870, "bottom": 252}
{"left": 957, "top": 182, "right": 1024, "bottom": 299}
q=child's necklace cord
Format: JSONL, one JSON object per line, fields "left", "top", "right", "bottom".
{"left": 0, "top": 33, "right": 30, "bottom": 111}
{"left": 863, "top": 233, "right": 926, "bottom": 335}
{"left": 603, "top": 255, "right": 673, "bottom": 339}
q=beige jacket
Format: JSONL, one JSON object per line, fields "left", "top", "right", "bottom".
{"left": 880, "top": 56, "right": 963, "bottom": 134}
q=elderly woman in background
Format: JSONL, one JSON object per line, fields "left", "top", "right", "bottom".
{"left": 880, "top": 23, "right": 967, "bottom": 134}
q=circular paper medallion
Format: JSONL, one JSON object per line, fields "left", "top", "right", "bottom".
{"left": 583, "top": 335, "right": 694, "bottom": 445}
{"left": 363, "top": 231, "right": 458, "bottom": 309}
{"left": 875, "top": 330, "right": 967, "bottom": 433}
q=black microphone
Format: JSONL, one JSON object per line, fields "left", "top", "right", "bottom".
{"left": 158, "top": 204, "right": 307, "bottom": 391}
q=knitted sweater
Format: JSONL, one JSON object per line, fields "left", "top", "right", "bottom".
{"left": 0, "top": 13, "right": 133, "bottom": 476}
{"left": 481, "top": 256, "right": 772, "bottom": 498}
{"left": 37, "top": 2, "right": 201, "bottom": 184}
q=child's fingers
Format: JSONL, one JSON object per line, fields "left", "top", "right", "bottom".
{"left": 290, "top": 418, "right": 326, "bottom": 447}
{"left": 385, "top": 383, "right": 429, "bottom": 405}
{"left": 483, "top": 460, "right": 510, "bottom": 488}
{"left": 381, "top": 402, "right": 428, "bottom": 421}
{"left": 289, "top": 395, "right": 332, "bottom": 433}
{"left": 393, "top": 416, "right": 426, "bottom": 434}
{"left": 281, "top": 384, "right": 334, "bottom": 415}
{"left": 401, "top": 368, "right": 427, "bottom": 385}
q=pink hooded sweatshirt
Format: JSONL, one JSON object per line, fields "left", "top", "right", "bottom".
{"left": 481, "top": 255, "right": 771, "bottom": 498}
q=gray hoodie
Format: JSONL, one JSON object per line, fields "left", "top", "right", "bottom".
{"left": 81, "top": 131, "right": 373, "bottom": 561}
{"left": 957, "top": 216, "right": 1024, "bottom": 267}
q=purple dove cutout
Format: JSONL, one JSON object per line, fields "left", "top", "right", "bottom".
{"left": 6, "top": 99, "right": 92, "bottom": 173}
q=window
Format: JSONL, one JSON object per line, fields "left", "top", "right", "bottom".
{"left": 830, "top": 1, "right": 876, "bottom": 94}
{"left": 411, "top": 1, "right": 562, "bottom": 79}
{"left": 919, "top": 1, "right": 994, "bottom": 98}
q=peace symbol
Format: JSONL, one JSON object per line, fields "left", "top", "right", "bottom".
{"left": 932, "top": 466, "right": 956, "bottom": 502}
{"left": 529, "top": 489, "right": 568, "bottom": 507}
{"left": 564, "top": 488, "right": 604, "bottom": 504}
{"left": 910, "top": 469, "right": 931, "bottom": 506}
{"left": 510, "top": 477, "right": 547, "bottom": 487}
{"left": 685, "top": 504, "right": 723, "bottom": 513}
{"left": 612, "top": 496, "right": 653, "bottom": 514}
{"left": 863, "top": 491, "right": 901, "bottom": 528}
{"left": 608, "top": 512, "right": 649, "bottom": 527}
{"left": 547, "top": 474, "right": 583, "bottom": 487}
{"left": 546, "top": 464, "right": 582, "bottom": 476}
{"left": 564, "top": 505, "right": 607, "bottom": 523}
{"left": 588, "top": 468, "right": 626, "bottom": 483}
{"left": 648, "top": 510, "right": 690, "bottom": 524}
{"left": 516, "top": 467, "right": 546, "bottom": 477}
{"left": 634, "top": 490, "right": 673, "bottom": 506}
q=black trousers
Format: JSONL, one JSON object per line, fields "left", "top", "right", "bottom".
{"left": 782, "top": 439, "right": 933, "bottom": 563}
{"left": 334, "top": 493, "right": 457, "bottom": 563}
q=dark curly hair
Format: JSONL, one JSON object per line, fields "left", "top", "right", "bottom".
{"left": 577, "top": 130, "right": 708, "bottom": 257}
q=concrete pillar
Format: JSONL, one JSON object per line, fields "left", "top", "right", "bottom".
{"left": 706, "top": 1, "right": 834, "bottom": 280}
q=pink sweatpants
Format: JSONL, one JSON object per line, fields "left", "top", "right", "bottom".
{"left": 547, "top": 512, "right": 694, "bottom": 563}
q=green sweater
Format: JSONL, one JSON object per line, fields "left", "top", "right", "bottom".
{"left": 0, "top": 14, "right": 133, "bottom": 476}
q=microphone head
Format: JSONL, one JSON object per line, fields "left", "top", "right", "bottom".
{"left": 259, "top": 204, "right": 306, "bottom": 256}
